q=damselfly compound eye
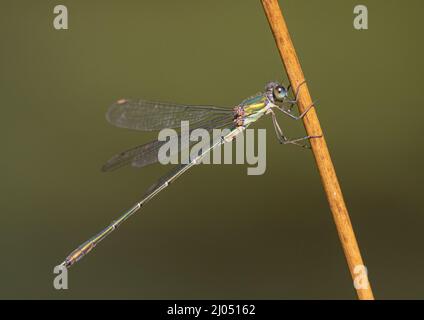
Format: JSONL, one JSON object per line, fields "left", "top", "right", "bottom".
{"left": 273, "top": 85, "right": 287, "bottom": 102}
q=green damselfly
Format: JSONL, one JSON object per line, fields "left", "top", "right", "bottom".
{"left": 60, "top": 81, "right": 317, "bottom": 268}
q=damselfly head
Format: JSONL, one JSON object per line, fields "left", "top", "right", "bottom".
{"left": 265, "top": 81, "right": 288, "bottom": 103}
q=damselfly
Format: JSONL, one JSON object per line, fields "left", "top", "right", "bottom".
{"left": 60, "top": 81, "right": 318, "bottom": 268}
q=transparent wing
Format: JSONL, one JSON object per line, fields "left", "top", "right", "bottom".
{"left": 132, "top": 115, "right": 234, "bottom": 169}
{"left": 101, "top": 139, "right": 163, "bottom": 172}
{"left": 102, "top": 114, "right": 235, "bottom": 172}
{"left": 106, "top": 99, "right": 232, "bottom": 131}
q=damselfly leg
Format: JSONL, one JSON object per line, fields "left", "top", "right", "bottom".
{"left": 281, "top": 80, "right": 307, "bottom": 111}
{"left": 270, "top": 109, "right": 320, "bottom": 148}
{"left": 278, "top": 100, "right": 317, "bottom": 120}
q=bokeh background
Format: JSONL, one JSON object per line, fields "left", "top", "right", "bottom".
{"left": 1, "top": 0, "right": 423, "bottom": 299}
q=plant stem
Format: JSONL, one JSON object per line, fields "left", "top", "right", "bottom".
{"left": 261, "top": 0, "right": 374, "bottom": 300}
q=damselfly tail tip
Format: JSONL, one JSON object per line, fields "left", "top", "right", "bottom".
{"left": 116, "top": 98, "right": 128, "bottom": 105}
{"left": 58, "top": 260, "right": 69, "bottom": 269}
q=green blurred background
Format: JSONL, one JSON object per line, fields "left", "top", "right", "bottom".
{"left": 0, "top": 0, "right": 423, "bottom": 299}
